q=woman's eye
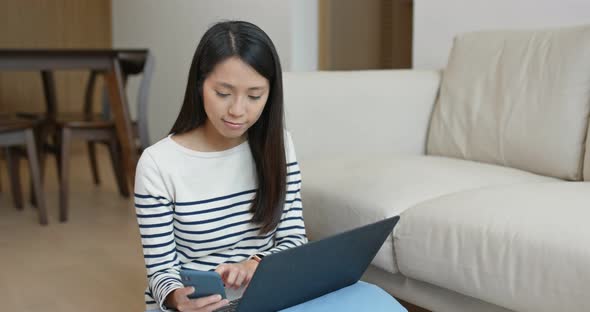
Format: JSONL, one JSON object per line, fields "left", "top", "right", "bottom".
{"left": 215, "top": 91, "right": 230, "bottom": 97}
{"left": 248, "top": 95, "right": 262, "bottom": 100}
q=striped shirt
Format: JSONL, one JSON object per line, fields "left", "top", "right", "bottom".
{"left": 134, "top": 132, "right": 307, "bottom": 311}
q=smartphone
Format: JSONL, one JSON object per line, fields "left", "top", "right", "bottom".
{"left": 179, "top": 269, "right": 227, "bottom": 300}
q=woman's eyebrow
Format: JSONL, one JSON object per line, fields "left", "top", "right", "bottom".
{"left": 248, "top": 86, "right": 266, "bottom": 91}
{"left": 216, "top": 81, "right": 266, "bottom": 91}
{"left": 216, "top": 82, "right": 235, "bottom": 89}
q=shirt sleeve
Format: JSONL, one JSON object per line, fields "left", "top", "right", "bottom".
{"left": 260, "top": 132, "right": 308, "bottom": 256}
{"left": 134, "top": 151, "right": 183, "bottom": 311}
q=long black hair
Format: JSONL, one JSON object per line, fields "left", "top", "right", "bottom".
{"left": 170, "top": 21, "right": 286, "bottom": 234}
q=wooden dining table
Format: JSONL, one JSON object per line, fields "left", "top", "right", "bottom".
{"left": 0, "top": 49, "right": 148, "bottom": 187}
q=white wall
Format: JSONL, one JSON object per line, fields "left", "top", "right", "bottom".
{"left": 291, "top": 0, "right": 319, "bottom": 71}
{"left": 414, "top": 0, "right": 590, "bottom": 69}
{"left": 112, "top": 0, "right": 318, "bottom": 143}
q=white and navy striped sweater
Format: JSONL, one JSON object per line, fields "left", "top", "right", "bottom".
{"left": 134, "top": 132, "right": 307, "bottom": 311}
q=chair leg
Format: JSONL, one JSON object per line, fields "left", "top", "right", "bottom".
{"left": 0, "top": 169, "right": 2, "bottom": 193}
{"left": 30, "top": 176, "right": 36, "bottom": 208}
{"left": 88, "top": 142, "right": 100, "bottom": 185}
{"left": 5, "top": 147, "right": 24, "bottom": 210}
{"left": 30, "top": 126, "right": 46, "bottom": 208}
{"left": 25, "top": 129, "right": 48, "bottom": 225}
{"left": 59, "top": 128, "right": 72, "bottom": 222}
{"left": 108, "top": 137, "right": 130, "bottom": 198}
{"left": 53, "top": 132, "right": 62, "bottom": 181}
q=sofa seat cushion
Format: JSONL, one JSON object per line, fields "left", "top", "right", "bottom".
{"left": 395, "top": 182, "right": 590, "bottom": 312}
{"left": 301, "top": 155, "right": 555, "bottom": 274}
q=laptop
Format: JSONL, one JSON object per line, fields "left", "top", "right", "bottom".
{"left": 217, "top": 215, "right": 400, "bottom": 312}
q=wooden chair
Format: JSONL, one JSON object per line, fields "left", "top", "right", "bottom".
{"left": 0, "top": 115, "right": 48, "bottom": 225}
{"left": 13, "top": 52, "right": 154, "bottom": 222}
{"left": 85, "top": 51, "right": 154, "bottom": 185}
{"left": 57, "top": 52, "right": 154, "bottom": 222}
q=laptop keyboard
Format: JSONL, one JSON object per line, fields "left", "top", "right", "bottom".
{"left": 214, "top": 298, "right": 241, "bottom": 312}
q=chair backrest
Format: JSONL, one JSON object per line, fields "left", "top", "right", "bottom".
{"left": 426, "top": 25, "right": 590, "bottom": 181}
{"left": 84, "top": 51, "right": 155, "bottom": 151}
{"left": 131, "top": 51, "right": 155, "bottom": 151}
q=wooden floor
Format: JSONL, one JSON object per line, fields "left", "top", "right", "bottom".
{"left": 0, "top": 148, "right": 430, "bottom": 312}
{"left": 0, "top": 147, "right": 146, "bottom": 311}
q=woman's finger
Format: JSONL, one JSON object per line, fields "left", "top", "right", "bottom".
{"left": 226, "top": 267, "right": 239, "bottom": 288}
{"left": 244, "top": 271, "right": 254, "bottom": 286}
{"left": 188, "top": 294, "right": 224, "bottom": 310}
{"left": 234, "top": 270, "right": 247, "bottom": 288}
{"left": 214, "top": 265, "right": 228, "bottom": 279}
{"left": 203, "top": 298, "right": 230, "bottom": 312}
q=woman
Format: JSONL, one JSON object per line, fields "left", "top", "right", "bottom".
{"left": 135, "top": 21, "right": 307, "bottom": 312}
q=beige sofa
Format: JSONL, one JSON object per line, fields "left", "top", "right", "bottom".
{"left": 283, "top": 25, "right": 590, "bottom": 312}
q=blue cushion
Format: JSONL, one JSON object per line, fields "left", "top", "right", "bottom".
{"left": 280, "top": 281, "right": 407, "bottom": 312}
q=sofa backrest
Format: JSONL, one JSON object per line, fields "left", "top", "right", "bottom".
{"left": 427, "top": 25, "right": 590, "bottom": 180}
{"left": 585, "top": 128, "right": 590, "bottom": 181}
{"left": 283, "top": 70, "right": 440, "bottom": 162}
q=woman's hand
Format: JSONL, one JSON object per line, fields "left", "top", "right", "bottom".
{"left": 165, "top": 286, "right": 229, "bottom": 312}
{"left": 214, "top": 259, "right": 259, "bottom": 289}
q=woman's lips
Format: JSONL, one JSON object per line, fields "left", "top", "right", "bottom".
{"left": 223, "top": 119, "right": 245, "bottom": 129}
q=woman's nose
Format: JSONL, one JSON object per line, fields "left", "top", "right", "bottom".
{"left": 228, "top": 96, "right": 246, "bottom": 116}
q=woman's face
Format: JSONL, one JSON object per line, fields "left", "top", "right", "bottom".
{"left": 201, "top": 56, "right": 270, "bottom": 143}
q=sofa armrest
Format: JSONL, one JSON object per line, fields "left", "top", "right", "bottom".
{"left": 283, "top": 70, "right": 441, "bottom": 162}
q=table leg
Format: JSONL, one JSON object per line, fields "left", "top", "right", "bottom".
{"left": 104, "top": 58, "right": 137, "bottom": 188}
{"left": 40, "top": 70, "right": 58, "bottom": 168}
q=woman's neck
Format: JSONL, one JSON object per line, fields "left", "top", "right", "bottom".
{"left": 173, "top": 122, "right": 247, "bottom": 153}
